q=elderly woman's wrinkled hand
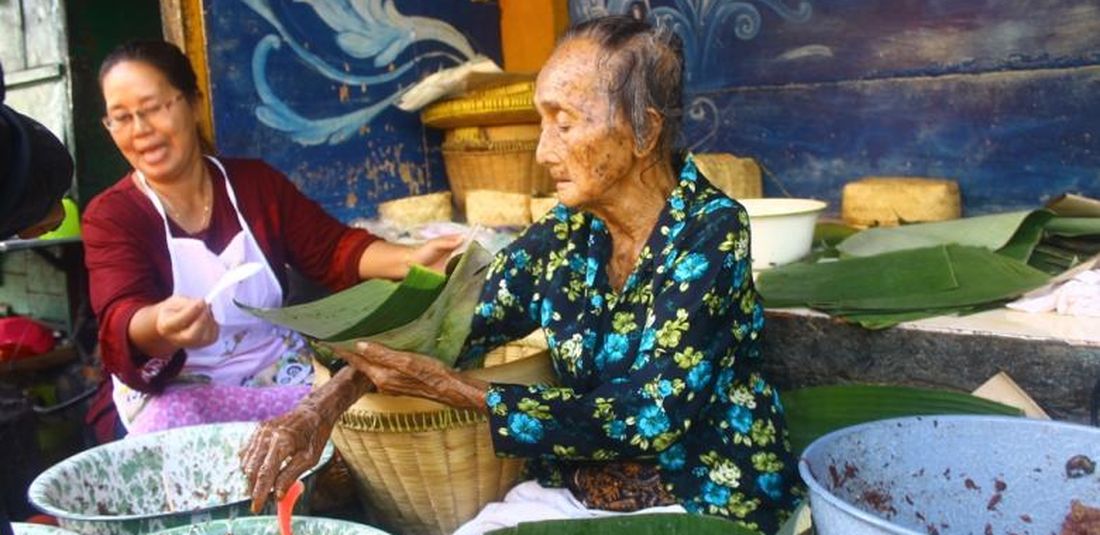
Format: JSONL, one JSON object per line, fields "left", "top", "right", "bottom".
{"left": 338, "top": 343, "right": 489, "bottom": 412}
{"left": 240, "top": 405, "right": 333, "bottom": 513}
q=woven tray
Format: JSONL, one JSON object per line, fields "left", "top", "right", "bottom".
{"left": 421, "top": 81, "right": 539, "bottom": 129}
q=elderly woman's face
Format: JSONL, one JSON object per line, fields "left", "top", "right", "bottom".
{"left": 534, "top": 39, "right": 638, "bottom": 210}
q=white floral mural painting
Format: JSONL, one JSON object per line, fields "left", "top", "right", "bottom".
{"left": 242, "top": 0, "right": 480, "bottom": 146}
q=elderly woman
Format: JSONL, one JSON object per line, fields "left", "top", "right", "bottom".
{"left": 243, "top": 16, "right": 797, "bottom": 533}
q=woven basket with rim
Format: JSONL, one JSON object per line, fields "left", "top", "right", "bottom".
{"left": 424, "top": 82, "right": 552, "bottom": 212}
{"left": 314, "top": 340, "right": 554, "bottom": 535}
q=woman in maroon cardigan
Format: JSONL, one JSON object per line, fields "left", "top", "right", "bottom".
{"left": 82, "top": 40, "right": 460, "bottom": 435}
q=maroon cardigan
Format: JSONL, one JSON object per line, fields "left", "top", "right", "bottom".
{"left": 83, "top": 158, "right": 377, "bottom": 392}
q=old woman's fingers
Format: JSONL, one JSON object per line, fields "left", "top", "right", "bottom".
{"left": 248, "top": 433, "right": 291, "bottom": 513}
{"left": 271, "top": 454, "right": 316, "bottom": 506}
{"left": 239, "top": 427, "right": 267, "bottom": 486}
{"left": 241, "top": 425, "right": 278, "bottom": 491}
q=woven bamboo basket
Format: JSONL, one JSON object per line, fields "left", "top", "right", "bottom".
{"left": 441, "top": 127, "right": 552, "bottom": 212}
{"left": 424, "top": 82, "right": 552, "bottom": 212}
{"left": 314, "top": 341, "right": 554, "bottom": 535}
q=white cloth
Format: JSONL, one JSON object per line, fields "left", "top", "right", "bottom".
{"left": 453, "top": 481, "right": 687, "bottom": 535}
{"left": 113, "top": 156, "right": 313, "bottom": 429}
{"left": 1007, "top": 269, "right": 1100, "bottom": 317}
{"left": 395, "top": 56, "right": 501, "bottom": 111}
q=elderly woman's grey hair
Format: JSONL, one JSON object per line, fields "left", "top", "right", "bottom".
{"left": 561, "top": 16, "right": 684, "bottom": 160}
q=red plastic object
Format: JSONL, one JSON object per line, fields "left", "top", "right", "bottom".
{"left": 277, "top": 480, "right": 304, "bottom": 535}
{"left": 24, "top": 514, "right": 58, "bottom": 526}
{"left": 0, "top": 317, "right": 55, "bottom": 361}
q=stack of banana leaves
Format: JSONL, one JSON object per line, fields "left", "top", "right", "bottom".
{"left": 241, "top": 242, "right": 494, "bottom": 369}
{"left": 757, "top": 193, "right": 1100, "bottom": 329}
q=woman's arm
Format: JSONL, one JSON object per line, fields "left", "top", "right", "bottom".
{"left": 356, "top": 235, "right": 465, "bottom": 280}
{"left": 259, "top": 162, "right": 461, "bottom": 284}
{"left": 84, "top": 189, "right": 192, "bottom": 390}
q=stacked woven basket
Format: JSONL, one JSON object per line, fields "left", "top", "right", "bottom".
{"left": 315, "top": 338, "right": 554, "bottom": 535}
{"left": 422, "top": 80, "right": 557, "bottom": 226}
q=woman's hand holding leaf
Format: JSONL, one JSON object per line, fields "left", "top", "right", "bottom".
{"left": 409, "top": 234, "right": 465, "bottom": 273}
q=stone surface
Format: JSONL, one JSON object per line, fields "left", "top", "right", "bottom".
{"left": 762, "top": 309, "right": 1100, "bottom": 423}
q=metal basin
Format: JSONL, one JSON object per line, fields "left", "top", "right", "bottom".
{"left": 28, "top": 422, "right": 334, "bottom": 535}
{"left": 149, "top": 516, "right": 390, "bottom": 535}
{"left": 799, "top": 415, "right": 1100, "bottom": 534}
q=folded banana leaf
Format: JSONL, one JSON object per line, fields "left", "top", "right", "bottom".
{"left": 323, "top": 241, "right": 494, "bottom": 367}
{"left": 836, "top": 210, "right": 1052, "bottom": 259}
{"left": 815, "top": 245, "right": 1049, "bottom": 311}
{"left": 241, "top": 264, "right": 446, "bottom": 341}
{"left": 758, "top": 245, "right": 1050, "bottom": 328}
{"left": 757, "top": 245, "right": 959, "bottom": 308}
{"left": 486, "top": 512, "right": 762, "bottom": 535}
{"left": 1045, "top": 217, "right": 1100, "bottom": 237}
{"left": 781, "top": 384, "right": 1022, "bottom": 457}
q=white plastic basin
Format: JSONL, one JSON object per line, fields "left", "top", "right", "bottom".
{"left": 739, "top": 198, "right": 827, "bottom": 270}
{"left": 799, "top": 415, "right": 1100, "bottom": 534}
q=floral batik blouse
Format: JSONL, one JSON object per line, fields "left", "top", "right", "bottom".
{"left": 459, "top": 156, "right": 798, "bottom": 533}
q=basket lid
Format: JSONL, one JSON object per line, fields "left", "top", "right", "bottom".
{"left": 422, "top": 81, "right": 539, "bottom": 129}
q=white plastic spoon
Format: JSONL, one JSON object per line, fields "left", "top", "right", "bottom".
{"left": 204, "top": 262, "right": 264, "bottom": 304}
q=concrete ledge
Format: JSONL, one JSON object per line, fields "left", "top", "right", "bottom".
{"left": 762, "top": 308, "right": 1100, "bottom": 423}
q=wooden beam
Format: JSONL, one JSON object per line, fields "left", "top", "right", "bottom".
{"left": 499, "top": 0, "right": 569, "bottom": 74}
{"left": 159, "top": 0, "right": 214, "bottom": 146}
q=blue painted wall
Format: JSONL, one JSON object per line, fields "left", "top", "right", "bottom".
{"left": 570, "top": 0, "right": 1100, "bottom": 215}
{"left": 204, "top": 0, "right": 502, "bottom": 222}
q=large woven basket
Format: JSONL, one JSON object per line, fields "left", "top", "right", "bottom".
{"left": 441, "top": 125, "right": 552, "bottom": 212}
{"left": 424, "top": 81, "right": 552, "bottom": 213}
{"left": 314, "top": 343, "right": 555, "bottom": 535}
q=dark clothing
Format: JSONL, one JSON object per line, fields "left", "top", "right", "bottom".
{"left": 461, "top": 156, "right": 798, "bottom": 533}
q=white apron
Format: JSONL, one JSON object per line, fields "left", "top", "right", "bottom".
{"left": 113, "top": 156, "right": 313, "bottom": 432}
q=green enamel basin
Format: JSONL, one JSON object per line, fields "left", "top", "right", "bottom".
{"left": 27, "top": 422, "right": 334, "bottom": 535}
{"left": 149, "top": 516, "right": 389, "bottom": 535}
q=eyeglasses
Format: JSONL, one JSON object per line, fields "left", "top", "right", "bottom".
{"left": 102, "top": 93, "right": 185, "bottom": 133}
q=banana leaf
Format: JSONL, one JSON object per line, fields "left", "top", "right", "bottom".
{"left": 813, "top": 245, "right": 1049, "bottom": 311}
{"left": 836, "top": 211, "right": 1052, "bottom": 259}
{"left": 757, "top": 245, "right": 959, "bottom": 308}
{"left": 781, "top": 384, "right": 1022, "bottom": 457}
{"left": 813, "top": 221, "right": 860, "bottom": 247}
{"left": 758, "top": 245, "right": 1050, "bottom": 328}
{"left": 241, "top": 265, "right": 446, "bottom": 341}
{"left": 486, "top": 512, "right": 762, "bottom": 535}
{"left": 997, "top": 210, "right": 1057, "bottom": 261}
{"left": 323, "top": 241, "right": 494, "bottom": 367}
{"left": 1045, "top": 217, "right": 1100, "bottom": 237}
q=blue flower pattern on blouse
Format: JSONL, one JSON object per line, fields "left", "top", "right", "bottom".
{"left": 460, "top": 156, "right": 797, "bottom": 533}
